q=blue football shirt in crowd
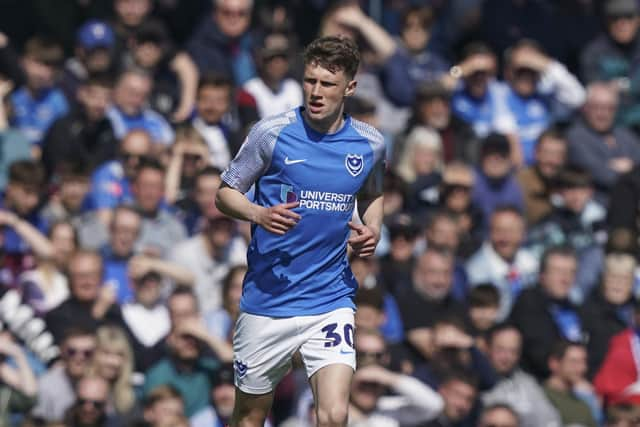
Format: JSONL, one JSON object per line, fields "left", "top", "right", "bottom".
{"left": 221, "top": 107, "right": 385, "bottom": 317}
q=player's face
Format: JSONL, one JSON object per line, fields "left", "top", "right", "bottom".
{"left": 302, "top": 63, "right": 356, "bottom": 131}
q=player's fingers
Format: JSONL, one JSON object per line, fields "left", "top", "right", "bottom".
{"left": 273, "top": 213, "right": 297, "bottom": 227}
{"left": 348, "top": 221, "right": 364, "bottom": 232}
{"left": 278, "top": 208, "right": 301, "bottom": 221}
{"left": 266, "top": 224, "right": 287, "bottom": 235}
{"left": 281, "top": 201, "right": 300, "bottom": 210}
{"left": 348, "top": 233, "right": 370, "bottom": 245}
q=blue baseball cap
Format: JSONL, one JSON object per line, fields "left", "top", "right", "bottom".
{"left": 77, "top": 20, "right": 115, "bottom": 50}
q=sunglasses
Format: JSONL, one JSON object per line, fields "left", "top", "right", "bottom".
{"left": 218, "top": 7, "right": 250, "bottom": 18}
{"left": 65, "top": 347, "right": 95, "bottom": 359}
{"left": 78, "top": 398, "right": 106, "bottom": 409}
{"left": 356, "top": 351, "right": 385, "bottom": 364}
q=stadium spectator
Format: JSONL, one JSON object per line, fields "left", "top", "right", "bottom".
{"left": 10, "top": 37, "right": 68, "bottom": 150}
{"left": 581, "top": 0, "right": 640, "bottom": 133}
{"left": 501, "top": 39, "right": 585, "bottom": 165}
{"left": 510, "top": 246, "right": 582, "bottom": 379}
{"left": 32, "top": 327, "right": 97, "bottom": 423}
{"left": 481, "top": 324, "right": 561, "bottom": 427}
{"left": 141, "top": 385, "right": 186, "bottom": 427}
{"left": 567, "top": 82, "right": 640, "bottom": 202}
{"left": 63, "top": 375, "right": 118, "bottom": 427}
{"left": 0, "top": 331, "right": 37, "bottom": 426}
{"left": 186, "top": 0, "right": 256, "bottom": 84}
{"left": 204, "top": 265, "right": 245, "bottom": 345}
{"left": 544, "top": 340, "right": 599, "bottom": 426}
{"left": 0, "top": 77, "right": 31, "bottom": 192}
{"left": 45, "top": 250, "right": 124, "bottom": 344}
{"left": 130, "top": 158, "right": 187, "bottom": 258}
{"left": 477, "top": 404, "right": 520, "bottom": 427}
{"left": 581, "top": 253, "right": 637, "bottom": 377}
{"left": 516, "top": 127, "right": 568, "bottom": 225}
{"left": 471, "top": 133, "right": 524, "bottom": 227}
{"left": 424, "top": 372, "right": 478, "bottom": 426}
{"left": 174, "top": 166, "right": 223, "bottom": 236}
{"left": 191, "top": 73, "right": 246, "bottom": 170}
{"left": 88, "top": 129, "right": 153, "bottom": 225}
{"left": 42, "top": 73, "right": 117, "bottom": 180}
{"left": 42, "top": 162, "right": 92, "bottom": 225}
{"left": 125, "top": 20, "right": 199, "bottom": 122}
{"left": 244, "top": 32, "right": 303, "bottom": 119}
{"left": 379, "top": 5, "right": 449, "bottom": 108}
{"left": 466, "top": 285, "right": 501, "bottom": 346}
{"left": 466, "top": 207, "right": 538, "bottom": 320}
{"left": 527, "top": 166, "right": 606, "bottom": 302}
{"left": 106, "top": 67, "right": 174, "bottom": 147}
{"left": 60, "top": 20, "right": 116, "bottom": 102}
{"left": 405, "top": 81, "right": 477, "bottom": 165}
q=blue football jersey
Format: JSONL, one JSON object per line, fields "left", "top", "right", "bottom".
{"left": 221, "top": 107, "right": 385, "bottom": 317}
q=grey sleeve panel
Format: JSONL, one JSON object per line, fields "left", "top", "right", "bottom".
{"left": 352, "top": 119, "right": 386, "bottom": 199}
{"left": 221, "top": 110, "right": 297, "bottom": 193}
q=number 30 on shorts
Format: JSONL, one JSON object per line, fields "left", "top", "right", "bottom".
{"left": 321, "top": 323, "right": 355, "bottom": 348}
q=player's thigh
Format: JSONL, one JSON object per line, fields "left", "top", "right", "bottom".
{"left": 231, "top": 387, "right": 274, "bottom": 427}
{"left": 298, "top": 308, "right": 356, "bottom": 424}
{"left": 233, "top": 312, "right": 301, "bottom": 395}
{"left": 308, "top": 363, "right": 353, "bottom": 425}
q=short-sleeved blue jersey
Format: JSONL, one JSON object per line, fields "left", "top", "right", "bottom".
{"left": 221, "top": 107, "right": 385, "bottom": 317}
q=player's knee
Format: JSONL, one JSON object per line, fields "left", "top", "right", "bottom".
{"left": 232, "top": 406, "right": 269, "bottom": 427}
{"left": 316, "top": 403, "right": 349, "bottom": 427}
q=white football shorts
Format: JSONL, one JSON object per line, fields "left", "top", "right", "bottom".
{"left": 232, "top": 307, "right": 356, "bottom": 394}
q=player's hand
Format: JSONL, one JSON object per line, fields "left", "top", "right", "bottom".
{"left": 256, "top": 201, "right": 301, "bottom": 235}
{"left": 348, "top": 222, "right": 379, "bottom": 257}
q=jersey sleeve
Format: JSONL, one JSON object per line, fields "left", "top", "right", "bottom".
{"left": 221, "top": 115, "right": 285, "bottom": 193}
{"left": 353, "top": 120, "right": 386, "bottom": 200}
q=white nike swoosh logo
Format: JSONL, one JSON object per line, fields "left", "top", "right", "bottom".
{"left": 284, "top": 157, "right": 307, "bottom": 165}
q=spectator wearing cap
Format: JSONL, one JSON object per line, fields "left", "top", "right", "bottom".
{"left": 169, "top": 212, "right": 246, "bottom": 314}
{"left": 378, "top": 6, "right": 449, "bottom": 108}
{"left": 10, "top": 36, "right": 69, "bottom": 149}
{"left": 527, "top": 166, "right": 606, "bottom": 302}
{"left": 566, "top": 82, "right": 640, "bottom": 203}
{"left": 42, "top": 73, "right": 117, "bottom": 181}
{"left": 467, "top": 207, "right": 538, "bottom": 321}
{"left": 502, "top": 39, "right": 585, "bottom": 165}
{"left": 516, "top": 126, "right": 567, "bottom": 225}
{"left": 186, "top": 0, "right": 256, "bottom": 85}
{"left": 106, "top": 67, "right": 175, "bottom": 147}
{"left": 404, "top": 81, "right": 477, "bottom": 165}
{"left": 581, "top": 253, "right": 637, "bottom": 377}
{"left": 581, "top": 0, "right": 640, "bottom": 133}
{"left": 60, "top": 20, "right": 116, "bottom": 102}
{"left": 243, "top": 32, "right": 302, "bottom": 119}
{"left": 125, "top": 20, "right": 199, "bottom": 122}
{"left": 192, "top": 363, "right": 274, "bottom": 427}
{"left": 471, "top": 133, "right": 524, "bottom": 229}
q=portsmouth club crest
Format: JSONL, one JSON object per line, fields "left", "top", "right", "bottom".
{"left": 345, "top": 154, "right": 364, "bottom": 177}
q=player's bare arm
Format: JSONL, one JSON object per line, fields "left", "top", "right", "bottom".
{"left": 216, "top": 182, "right": 301, "bottom": 235}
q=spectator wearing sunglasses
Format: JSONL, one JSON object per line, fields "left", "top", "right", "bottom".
{"left": 88, "top": 129, "right": 153, "bottom": 226}
{"left": 32, "top": 327, "right": 97, "bottom": 423}
{"left": 63, "top": 375, "right": 116, "bottom": 427}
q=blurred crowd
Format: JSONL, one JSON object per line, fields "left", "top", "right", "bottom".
{"left": 2, "top": 0, "right": 640, "bottom": 426}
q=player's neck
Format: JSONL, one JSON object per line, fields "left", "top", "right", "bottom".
{"left": 303, "top": 107, "right": 345, "bottom": 135}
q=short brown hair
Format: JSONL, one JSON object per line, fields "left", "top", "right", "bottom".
{"left": 144, "top": 385, "right": 183, "bottom": 409}
{"left": 303, "top": 36, "right": 360, "bottom": 79}
{"left": 23, "top": 36, "right": 64, "bottom": 66}
{"left": 9, "top": 160, "right": 45, "bottom": 188}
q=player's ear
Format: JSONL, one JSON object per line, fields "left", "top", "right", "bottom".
{"left": 344, "top": 79, "right": 357, "bottom": 97}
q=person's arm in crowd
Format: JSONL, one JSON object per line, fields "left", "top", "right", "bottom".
{"left": 332, "top": 5, "right": 395, "bottom": 62}
{"left": 176, "top": 316, "right": 233, "bottom": 362}
{"left": 128, "top": 255, "right": 195, "bottom": 286}
{"left": 92, "top": 283, "right": 117, "bottom": 320}
{"left": 0, "top": 334, "right": 37, "bottom": 398}
{"left": 0, "top": 77, "right": 12, "bottom": 131}
{"left": 358, "top": 364, "right": 444, "bottom": 421}
{"left": 169, "top": 52, "right": 199, "bottom": 123}
{"left": 165, "top": 141, "right": 210, "bottom": 205}
{"left": 0, "top": 211, "right": 53, "bottom": 259}
{"left": 514, "top": 47, "right": 586, "bottom": 108}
